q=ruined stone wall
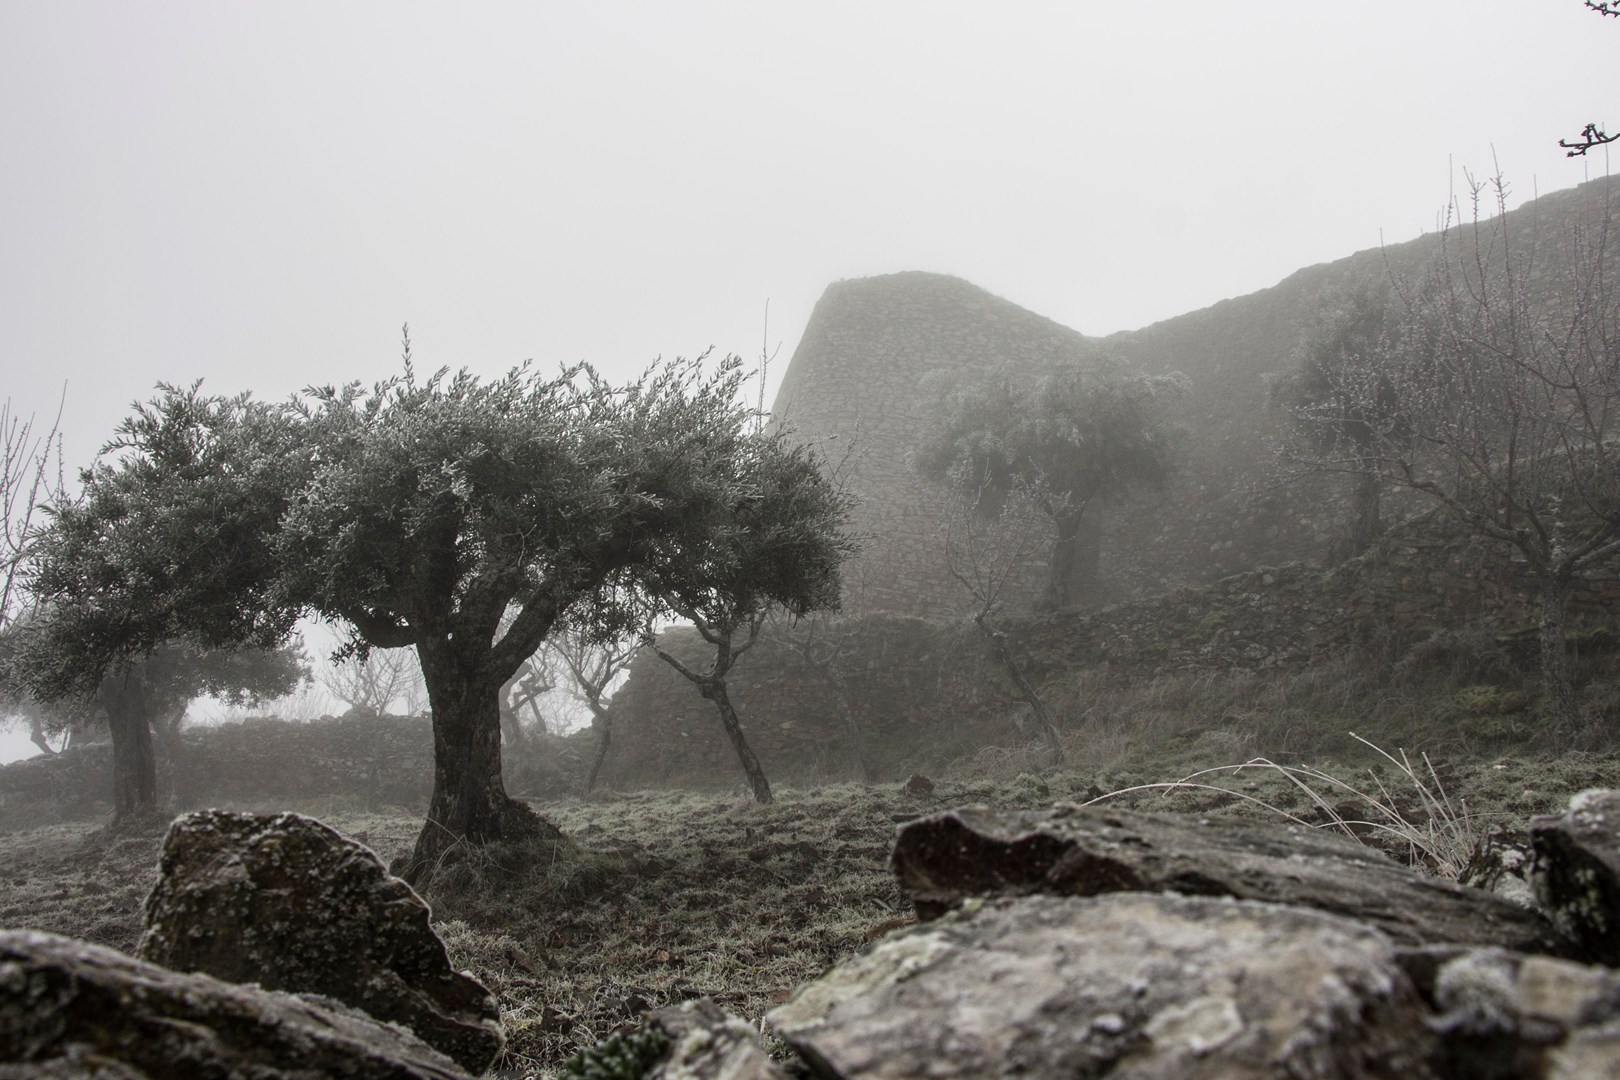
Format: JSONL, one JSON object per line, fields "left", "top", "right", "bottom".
{"left": 770, "top": 268, "right": 1375, "bottom": 619}
{"left": 769, "top": 179, "right": 1619, "bottom": 619}
{"left": 0, "top": 715, "right": 583, "bottom": 825}
{"left": 771, "top": 271, "right": 1097, "bottom": 617}
{"left": 593, "top": 615, "right": 1016, "bottom": 791}
{"left": 596, "top": 509, "right": 1620, "bottom": 790}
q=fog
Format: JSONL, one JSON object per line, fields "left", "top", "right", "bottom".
{"left": 1, "top": 3, "right": 1614, "bottom": 762}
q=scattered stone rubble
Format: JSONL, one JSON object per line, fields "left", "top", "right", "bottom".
{"left": 645, "top": 997, "right": 787, "bottom": 1080}
{"left": 6, "top": 792, "right": 1620, "bottom": 1078}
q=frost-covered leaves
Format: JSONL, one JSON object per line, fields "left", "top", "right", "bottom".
{"left": 275, "top": 362, "right": 610, "bottom": 651}
{"left": 648, "top": 432, "right": 858, "bottom": 635}
{"left": 15, "top": 386, "right": 305, "bottom": 700}
{"left": 274, "top": 353, "right": 807, "bottom": 677}
{"left": 15, "top": 351, "right": 846, "bottom": 701}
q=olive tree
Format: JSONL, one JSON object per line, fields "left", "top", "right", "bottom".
{"left": 1273, "top": 278, "right": 1407, "bottom": 563}
{"left": 913, "top": 359, "right": 1184, "bottom": 610}
{"left": 19, "top": 344, "right": 818, "bottom": 875}
{"left": 644, "top": 431, "right": 857, "bottom": 803}
{"left": 7, "top": 386, "right": 303, "bottom": 823}
{"left": 6, "top": 609, "right": 305, "bottom": 822}
{"left": 276, "top": 353, "right": 781, "bottom": 875}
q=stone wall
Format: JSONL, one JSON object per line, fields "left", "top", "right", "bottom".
{"left": 598, "top": 508, "right": 1620, "bottom": 790}
{"left": 771, "top": 271, "right": 1094, "bottom": 617}
{"left": 594, "top": 615, "right": 1014, "bottom": 790}
{"left": 771, "top": 179, "right": 1619, "bottom": 619}
{"left": 0, "top": 715, "right": 584, "bottom": 825}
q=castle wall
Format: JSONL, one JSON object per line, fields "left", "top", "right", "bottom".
{"left": 595, "top": 510, "right": 1620, "bottom": 791}
{"left": 771, "top": 271, "right": 1096, "bottom": 617}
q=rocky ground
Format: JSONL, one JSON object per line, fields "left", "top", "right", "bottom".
{"left": 3, "top": 744, "right": 1619, "bottom": 1076}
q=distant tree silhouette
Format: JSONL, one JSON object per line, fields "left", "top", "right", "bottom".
{"left": 914, "top": 360, "right": 1184, "bottom": 610}
{"left": 1273, "top": 278, "right": 1409, "bottom": 563}
{"left": 1313, "top": 174, "right": 1620, "bottom": 741}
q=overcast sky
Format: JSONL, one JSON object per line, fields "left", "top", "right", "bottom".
{"left": 3, "top": 0, "right": 1615, "bottom": 472}
{"left": 0, "top": 3, "right": 1614, "bottom": 760}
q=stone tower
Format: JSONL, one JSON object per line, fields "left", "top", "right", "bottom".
{"left": 770, "top": 271, "right": 1096, "bottom": 617}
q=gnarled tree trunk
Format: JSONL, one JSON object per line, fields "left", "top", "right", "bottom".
{"left": 701, "top": 679, "right": 772, "bottom": 804}
{"left": 650, "top": 626, "right": 774, "bottom": 804}
{"left": 406, "top": 639, "right": 547, "bottom": 884}
{"left": 585, "top": 708, "right": 612, "bottom": 794}
{"left": 27, "top": 717, "right": 57, "bottom": 756}
{"left": 101, "top": 667, "right": 158, "bottom": 824}
{"left": 974, "top": 611, "right": 1064, "bottom": 766}
{"left": 1328, "top": 466, "right": 1383, "bottom": 565}
{"left": 153, "top": 704, "right": 192, "bottom": 810}
{"left": 1044, "top": 509, "right": 1100, "bottom": 611}
{"left": 1538, "top": 574, "right": 1578, "bottom": 742}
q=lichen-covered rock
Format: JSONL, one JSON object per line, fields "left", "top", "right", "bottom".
{"left": 647, "top": 997, "right": 787, "bottom": 1080}
{"left": 892, "top": 804, "right": 1568, "bottom": 954}
{"left": 768, "top": 892, "right": 1439, "bottom": 1079}
{"left": 138, "top": 809, "right": 501, "bottom": 1074}
{"left": 1424, "top": 947, "right": 1620, "bottom": 1078}
{"left": 1530, "top": 788, "right": 1620, "bottom": 966}
{"left": 0, "top": 929, "right": 471, "bottom": 1078}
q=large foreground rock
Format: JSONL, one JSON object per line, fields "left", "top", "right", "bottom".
{"left": 0, "top": 929, "right": 470, "bottom": 1078}
{"left": 139, "top": 810, "right": 501, "bottom": 1074}
{"left": 892, "top": 804, "right": 1567, "bottom": 953}
{"left": 1422, "top": 947, "right": 1620, "bottom": 1078}
{"left": 769, "top": 892, "right": 1439, "bottom": 1079}
{"left": 1530, "top": 788, "right": 1620, "bottom": 966}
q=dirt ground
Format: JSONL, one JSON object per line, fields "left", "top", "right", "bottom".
{"left": 2, "top": 750, "right": 1616, "bottom": 1076}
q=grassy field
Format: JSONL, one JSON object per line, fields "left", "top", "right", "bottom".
{"left": 5, "top": 648, "right": 1619, "bottom": 1075}
{"left": 3, "top": 717, "right": 1618, "bottom": 1077}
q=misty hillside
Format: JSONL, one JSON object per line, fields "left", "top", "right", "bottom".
{"left": 773, "top": 177, "right": 1619, "bottom": 614}
{"left": 1100, "top": 176, "right": 1617, "bottom": 593}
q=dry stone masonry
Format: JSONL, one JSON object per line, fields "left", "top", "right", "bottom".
{"left": 770, "top": 180, "right": 1619, "bottom": 618}
{"left": 772, "top": 271, "right": 1095, "bottom": 617}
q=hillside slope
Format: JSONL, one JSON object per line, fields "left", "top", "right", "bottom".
{"left": 773, "top": 177, "right": 1618, "bottom": 612}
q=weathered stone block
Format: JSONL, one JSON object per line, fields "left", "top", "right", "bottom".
{"left": 891, "top": 804, "right": 1568, "bottom": 954}
{"left": 769, "top": 893, "right": 1439, "bottom": 1079}
{"left": 0, "top": 929, "right": 470, "bottom": 1078}
{"left": 1531, "top": 788, "right": 1620, "bottom": 966}
{"left": 138, "top": 809, "right": 501, "bottom": 1074}
{"left": 648, "top": 997, "right": 786, "bottom": 1080}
